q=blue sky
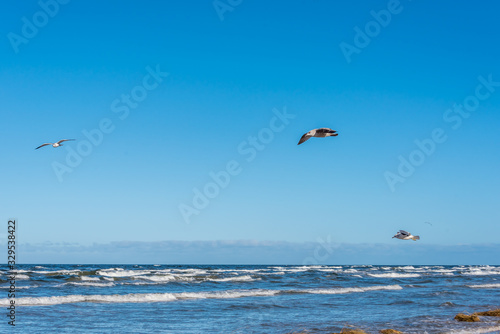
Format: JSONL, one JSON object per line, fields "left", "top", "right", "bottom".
{"left": 1, "top": 0, "right": 499, "bottom": 264}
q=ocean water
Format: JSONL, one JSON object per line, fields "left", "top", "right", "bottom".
{"left": 1, "top": 264, "right": 499, "bottom": 333}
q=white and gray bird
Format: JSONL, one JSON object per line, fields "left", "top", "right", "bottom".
{"left": 392, "top": 230, "right": 420, "bottom": 241}
{"left": 297, "top": 128, "right": 338, "bottom": 145}
{"left": 35, "top": 139, "right": 75, "bottom": 150}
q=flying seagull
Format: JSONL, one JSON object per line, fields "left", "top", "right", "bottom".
{"left": 35, "top": 139, "right": 75, "bottom": 150}
{"left": 392, "top": 230, "right": 420, "bottom": 241}
{"left": 297, "top": 128, "right": 338, "bottom": 145}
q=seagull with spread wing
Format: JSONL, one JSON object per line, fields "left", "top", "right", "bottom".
{"left": 35, "top": 139, "right": 75, "bottom": 150}
{"left": 392, "top": 230, "right": 420, "bottom": 241}
{"left": 297, "top": 128, "right": 338, "bottom": 145}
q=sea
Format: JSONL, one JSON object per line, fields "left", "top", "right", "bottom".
{"left": 0, "top": 264, "right": 499, "bottom": 334}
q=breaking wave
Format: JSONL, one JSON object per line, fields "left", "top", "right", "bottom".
{"left": 0, "top": 284, "right": 402, "bottom": 306}
{"left": 368, "top": 273, "right": 421, "bottom": 278}
{"left": 467, "top": 283, "right": 500, "bottom": 289}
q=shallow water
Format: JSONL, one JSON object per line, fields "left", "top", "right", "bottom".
{"left": 1, "top": 264, "right": 499, "bottom": 333}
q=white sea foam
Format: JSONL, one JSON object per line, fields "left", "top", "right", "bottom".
{"left": 0, "top": 284, "right": 403, "bottom": 306}
{"left": 170, "top": 269, "right": 207, "bottom": 275}
{"left": 270, "top": 266, "right": 309, "bottom": 273}
{"left": 97, "top": 269, "right": 151, "bottom": 277}
{"left": 121, "top": 282, "right": 159, "bottom": 286}
{"left": 305, "top": 285, "right": 403, "bottom": 295}
{"left": 317, "top": 268, "right": 342, "bottom": 273}
{"left": 0, "top": 285, "right": 32, "bottom": 289}
{"left": 249, "top": 270, "right": 285, "bottom": 276}
{"left": 134, "top": 275, "right": 183, "bottom": 282}
{"left": 468, "top": 283, "right": 500, "bottom": 289}
{"left": 0, "top": 293, "right": 175, "bottom": 306}
{"left": 445, "top": 325, "right": 500, "bottom": 334}
{"left": 211, "top": 269, "right": 239, "bottom": 273}
{"left": 223, "top": 270, "right": 283, "bottom": 276}
{"left": 433, "top": 269, "right": 455, "bottom": 273}
{"left": 34, "top": 269, "right": 81, "bottom": 275}
{"left": 0, "top": 289, "right": 279, "bottom": 306}
{"left": 15, "top": 274, "right": 30, "bottom": 280}
{"left": 267, "top": 271, "right": 285, "bottom": 275}
{"left": 399, "top": 266, "right": 416, "bottom": 270}
{"left": 452, "top": 266, "right": 467, "bottom": 270}
{"left": 432, "top": 269, "right": 456, "bottom": 274}
{"left": 368, "top": 273, "right": 420, "bottom": 278}
{"left": 177, "top": 290, "right": 279, "bottom": 300}
{"left": 67, "top": 282, "right": 115, "bottom": 287}
{"left": 151, "top": 269, "right": 173, "bottom": 274}
{"left": 221, "top": 269, "right": 264, "bottom": 274}
{"left": 80, "top": 276, "right": 100, "bottom": 281}
{"left": 209, "top": 275, "right": 256, "bottom": 282}
{"left": 282, "top": 268, "right": 309, "bottom": 273}
{"left": 462, "top": 270, "right": 500, "bottom": 276}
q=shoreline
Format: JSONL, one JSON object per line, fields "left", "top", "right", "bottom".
{"left": 291, "top": 309, "right": 500, "bottom": 334}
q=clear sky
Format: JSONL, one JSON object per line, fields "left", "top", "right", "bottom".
{"left": 1, "top": 0, "right": 499, "bottom": 264}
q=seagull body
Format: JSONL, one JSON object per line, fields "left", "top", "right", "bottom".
{"left": 297, "top": 128, "right": 338, "bottom": 145}
{"left": 35, "top": 139, "right": 75, "bottom": 150}
{"left": 392, "top": 230, "right": 420, "bottom": 241}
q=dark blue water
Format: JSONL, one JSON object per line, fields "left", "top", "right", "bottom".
{"left": 1, "top": 265, "right": 499, "bottom": 333}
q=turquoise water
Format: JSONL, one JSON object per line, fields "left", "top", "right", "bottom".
{"left": 1, "top": 264, "right": 499, "bottom": 333}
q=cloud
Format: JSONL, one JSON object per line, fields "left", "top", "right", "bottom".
{"left": 4, "top": 240, "right": 500, "bottom": 265}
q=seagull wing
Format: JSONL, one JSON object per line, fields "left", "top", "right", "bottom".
{"left": 35, "top": 143, "right": 52, "bottom": 150}
{"left": 56, "top": 139, "right": 75, "bottom": 144}
{"left": 313, "top": 128, "right": 338, "bottom": 136}
{"left": 399, "top": 230, "right": 410, "bottom": 236}
{"left": 297, "top": 133, "right": 312, "bottom": 145}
